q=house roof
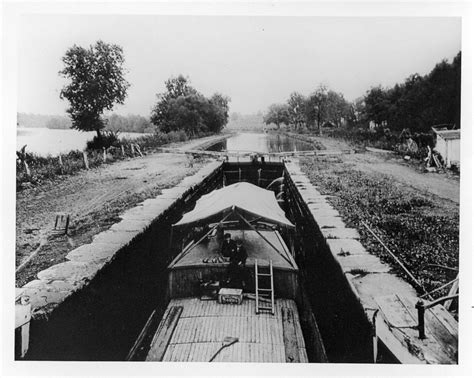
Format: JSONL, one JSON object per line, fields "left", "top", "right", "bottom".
{"left": 432, "top": 129, "right": 460, "bottom": 140}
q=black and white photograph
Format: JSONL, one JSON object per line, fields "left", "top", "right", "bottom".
{"left": 2, "top": 0, "right": 472, "bottom": 376}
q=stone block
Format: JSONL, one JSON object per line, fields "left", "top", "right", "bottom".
{"left": 37, "top": 261, "right": 103, "bottom": 284}
{"left": 159, "top": 187, "right": 187, "bottom": 199}
{"left": 308, "top": 204, "right": 339, "bottom": 219}
{"left": 345, "top": 272, "right": 417, "bottom": 310}
{"left": 92, "top": 229, "right": 138, "bottom": 246}
{"left": 338, "top": 254, "right": 391, "bottom": 274}
{"left": 326, "top": 239, "right": 368, "bottom": 256}
{"left": 21, "top": 287, "right": 71, "bottom": 310}
{"left": 65, "top": 243, "right": 118, "bottom": 263}
{"left": 120, "top": 206, "right": 156, "bottom": 222}
{"left": 110, "top": 219, "right": 151, "bottom": 232}
{"left": 313, "top": 216, "right": 346, "bottom": 229}
{"left": 321, "top": 227, "right": 360, "bottom": 240}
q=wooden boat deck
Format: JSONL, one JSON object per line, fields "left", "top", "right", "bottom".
{"left": 170, "top": 230, "right": 297, "bottom": 271}
{"left": 146, "top": 298, "right": 308, "bottom": 363}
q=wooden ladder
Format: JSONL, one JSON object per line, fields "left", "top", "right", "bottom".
{"left": 254, "top": 259, "right": 275, "bottom": 315}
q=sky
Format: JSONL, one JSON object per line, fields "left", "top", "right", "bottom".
{"left": 17, "top": 15, "right": 461, "bottom": 116}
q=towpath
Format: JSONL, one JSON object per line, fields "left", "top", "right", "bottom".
{"left": 299, "top": 134, "right": 459, "bottom": 204}
{"left": 15, "top": 134, "right": 227, "bottom": 286}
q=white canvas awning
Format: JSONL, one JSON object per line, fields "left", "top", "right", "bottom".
{"left": 173, "top": 182, "right": 294, "bottom": 228}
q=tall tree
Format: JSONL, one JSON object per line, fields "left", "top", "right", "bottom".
{"left": 150, "top": 76, "right": 230, "bottom": 135}
{"left": 287, "top": 92, "right": 307, "bottom": 130}
{"left": 305, "top": 85, "right": 328, "bottom": 134}
{"left": 263, "top": 103, "right": 290, "bottom": 129}
{"left": 326, "top": 90, "right": 350, "bottom": 127}
{"left": 59, "top": 40, "right": 130, "bottom": 140}
{"left": 361, "top": 52, "right": 461, "bottom": 132}
{"left": 364, "top": 86, "right": 391, "bottom": 127}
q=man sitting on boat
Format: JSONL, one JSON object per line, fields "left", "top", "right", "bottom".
{"left": 225, "top": 238, "right": 248, "bottom": 287}
{"left": 220, "top": 233, "right": 236, "bottom": 258}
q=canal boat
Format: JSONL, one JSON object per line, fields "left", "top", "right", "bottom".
{"left": 143, "top": 182, "right": 310, "bottom": 362}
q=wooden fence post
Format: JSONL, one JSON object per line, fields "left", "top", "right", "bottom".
{"left": 17, "top": 145, "right": 30, "bottom": 177}
{"left": 121, "top": 144, "right": 125, "bottom": 157}
{"left": 23, "top": 161, "right": 31, "bottom": 177}
{"left": 83, "top": 150, "right": 90, "bottom": 170}
{"left": 130, "top": 143, "right": 135, "bottom": 156}
{"left": 135, "top": 143, "right": 143, "bottom": 157}
{"left": 103, "top": 147, "right": 107, "bottom": 163}
{"left": 58, "top": 154, "right": 63, "bottom": 168}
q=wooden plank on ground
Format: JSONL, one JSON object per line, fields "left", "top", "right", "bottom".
{"left": 375, "top": 294, "right": 457, "bottom": 364}
{"left": 146, "top": 306, "right": 183, "bottom": 361}
{"left": 281, "top": 306, "right": 300, "bottom": 362}
{"left": 375, "top": 295, "right": 417, "bottom": 328}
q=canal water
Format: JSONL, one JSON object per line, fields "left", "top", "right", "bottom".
{"left": 207, "top": 132, "right": 314, "bottom": 153}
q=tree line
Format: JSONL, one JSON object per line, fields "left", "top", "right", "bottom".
{"left": 58, "top": 41, "right": 230, "bottom": 148}
{"left": 264, "top": 52, "right": 461, "bottom": 134}
{"left": 363, "top": 52, "right": 461, "bottom": 132}
{"left": 264, "top": 85, "right": 352, "bottom": 134}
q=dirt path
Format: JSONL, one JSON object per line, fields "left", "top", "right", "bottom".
{"left": 306, "top": 135, "right": 459, "bottom": 204}
{"left": 15, "top": 134, "right": 225, "bottom": 286}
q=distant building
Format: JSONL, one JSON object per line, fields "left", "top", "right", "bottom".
{"left": 369, "top": 120, "right": 387, "bottom": 130}
{"left": 432, "top": 127, "right": 460, "bottom": 168}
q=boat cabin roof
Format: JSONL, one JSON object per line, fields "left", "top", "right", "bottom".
{"left": 168, "top": 229, "right": 298, "bottom": 271}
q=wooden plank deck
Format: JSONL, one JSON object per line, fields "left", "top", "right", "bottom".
{"left": 374, "top": 294, "right": 458, "bottom": 364}
{"left": 146, "top": 306, "right": 183, "bottom": 361}
{"left": 146, "top": 298, "right": 308, "bottom": 363}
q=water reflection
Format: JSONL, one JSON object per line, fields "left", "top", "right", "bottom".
{"left": 207, "top": 133, "right": 313, "bottom": 153}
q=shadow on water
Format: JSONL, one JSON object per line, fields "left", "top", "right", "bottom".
{"left": 207, "top": 133, "right": 314, "bottom": 153}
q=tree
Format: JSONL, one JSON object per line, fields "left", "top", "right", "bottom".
{"left": 347, "top": 97, "right": 366, "bottom": 126}
{"left": 305, "top": 85, "right": 328, "bottom": 134}
{"left": 360, "top": 52, "right": 461, "bottom": 133}
{"left": 287, "top": 92, "right": 307, "bottom": 130}
{"left": 150, "top": 75, "right": 230, "bottom": 135}
{"left": 263, "top": 104, "right": 290, "bottom": 129}
{"left": 59, "top": 40, "right": 130, "bottom": 141}
{"left": 326, "top": 90, "right": 350, "bottom": 127}
{"left": 207, "top": 93, "right": 231, "bottom": 133}
{"left": 364, "top": 86, "right": 390, "bottom": 127}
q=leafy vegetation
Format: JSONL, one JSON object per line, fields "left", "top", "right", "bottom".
{"left": 59, "top": 40, "right": 130, "bottom": 142}
{"left": 265, "top": 85, "right": 352, "bottom": 134}
{"left": 16, "top": 129, "right": 206, "bottom": 191}
{"left": 266, "top": 52, "right": 461, "bottom": 144}
{"left": 150, "top": 75, "right": 230, "bottom": 136}
{"left": 263, "top": 104, "right": 290, "bottom": 129}
{"left": 86, "top": 130, "right": 121, "bottom": 150}
{"left": 105, "top": 114, "right": 154, "bottom": 133}
{"left": 301, "top": 156, "right": 459, "bottom": 295}
{"left": 363, "top": 52, "right": 461, "bottom": 132}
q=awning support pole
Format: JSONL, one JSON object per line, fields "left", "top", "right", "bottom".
{"left": 235, "top": 211, "right": 293, "bottom": 267}
{"left": 171, "top": 211, "right": 234, "bottom": 265}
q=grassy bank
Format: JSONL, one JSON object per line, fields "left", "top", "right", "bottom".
{"left": 16, "top": 130, "right": 212, "bottom": 191}
{"left": 300, "top": 155, "right": 459, "bottom": 297}
{"left": 280, "top": 126, "right": 436, "bottom": 159}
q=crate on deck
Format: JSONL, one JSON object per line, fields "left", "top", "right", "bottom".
{"left": 218, "top": 288, "right": 243, "bottom": 305}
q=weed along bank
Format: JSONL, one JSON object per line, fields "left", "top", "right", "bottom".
{"left": 16, "top": 155, "right": 457, "bottom": 364}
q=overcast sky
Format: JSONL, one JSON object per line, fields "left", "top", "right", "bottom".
{"left": 18, "top": 15, "right": 461, "bottom": 116}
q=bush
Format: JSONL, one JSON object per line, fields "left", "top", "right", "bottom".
{"left": 300, "top": 157, "right": 458, "bottom": 295}
{"left": 16, "top": 129, "right": 217, "bottom": 191}
{"left": 86, "top": 130, "right": 120, "bottom": 150}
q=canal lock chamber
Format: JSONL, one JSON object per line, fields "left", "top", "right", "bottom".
{"left": 24, "top": 160, "right": 386, "bottom": 362}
